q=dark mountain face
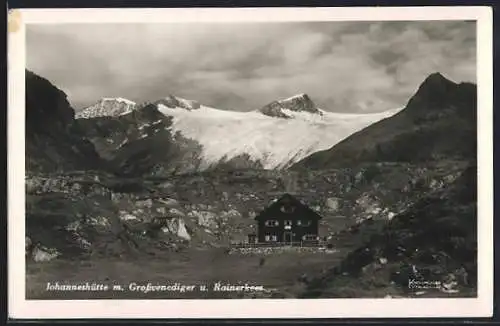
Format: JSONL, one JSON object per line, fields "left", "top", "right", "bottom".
{"left": 76, "top": 104, "right": 206, "bottom": 177}
{"left": 25, "top": 70, "right": 102, "bottom": 173}
{"left": 405, "top": 72, "right": 476, "bottom": 121}
{"left": 292, "top": 73, "right": 477, "bottom": 170}
{"left": 77, "top": 105, "right": 266, "bottom": 177}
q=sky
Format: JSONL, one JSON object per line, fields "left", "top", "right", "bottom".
{"left": 26, "top": 21, "right": 476, "bottom": 113}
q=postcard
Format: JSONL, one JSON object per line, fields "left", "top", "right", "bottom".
{"left": 8, "top": 6, "right": 493, "bottom": 319}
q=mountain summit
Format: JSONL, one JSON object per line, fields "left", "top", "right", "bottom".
{"left": 259, "top": 93, "right": 322, "bottom": 118}
{"left": 405, "top": 72, "right": 476, "bottom": 117}
{"left": 76, "top": 97, "right": 137, "bottom": 119}
{"left": 154, "top": 95, "right": 201, "bottom": 111}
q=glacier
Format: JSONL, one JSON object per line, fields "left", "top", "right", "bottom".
{"left": 157, "top": 97, "right": 400, "bottom": 169}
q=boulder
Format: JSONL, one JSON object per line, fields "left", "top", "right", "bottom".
{"left": 356, "top": 194, "right": 381, "bottom": 215}
{"left": 189, "top": 210, "right": 217, "bottom": 228}
{"left": 111, "top": 192, "right": 122, "bottom": 203}
{"left": 325, "top": 197, "right": 340, "bottom": 212}
{"left": 156, "top": 207, "right": 167, "bottom": 215}
{"left": 75, "top": 235, "right": 92, "bottom": 250}
{"left": 157, "top": 197, "right": 180, "bottom": 207}
{"left": 119, "top": 210, "right": 138, "bottom": 221}
{"left": 162, "top": 218, "right": 191, "bottom": 241}
{"left": 88, "top": 184, "right": 109, "bottom": 196}
{"left": 135, "top": 199, "right": 153, "bottom": 208}
{"left": 32, "top": 246, "right": 60, "bottom": 262}
{"left": 221, "top": 209, "right": 242, "bottom": 219}
{"left": 70, "top": 182, "right": 82, "bottom": 193}
{"left": 168, "top": 208, "right": 185, "bottom": 218}
{"left": 65, "top": 221, "right": 81, "bottom": 232}
{"left": 176, "top": 219, "right": 191, "bottom": 241}
{"left": 247, "top": 210, "right": 257, "bottom": 219}
{"left": 87, "top": 216, "right": 111, "bottom": 228}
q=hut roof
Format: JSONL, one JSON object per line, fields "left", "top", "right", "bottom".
{"left": 254, "top": 193, "right": 323, "bottom": 221}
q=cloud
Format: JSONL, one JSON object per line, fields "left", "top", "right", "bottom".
{"left": 26, "top": 21, "right": 476, "bottom": 113}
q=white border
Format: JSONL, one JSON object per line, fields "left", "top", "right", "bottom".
{"left": 8, "top": 7, "right": 493, "bottom": 319}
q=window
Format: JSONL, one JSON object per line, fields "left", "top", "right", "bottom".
{"left": 297, "top": 220, "right": 311, "bottom": 227}
{"left": 284, "top": 220, "right": 292, "bottom": 230}
{"left": 302, "top": 234, "right": 318, "bottom": 241}
{"left": 280, "top": 205, "right": 296, "bottom": 213}
{"left": 265, "top": 220, "right": 279, "bottom": 227}
{"left": 265, "top": 233, "right": 278, "bottom": 242}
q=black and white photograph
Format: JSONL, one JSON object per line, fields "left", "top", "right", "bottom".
{"left": 8, "top": 7, "right": 493, "bottom": 319}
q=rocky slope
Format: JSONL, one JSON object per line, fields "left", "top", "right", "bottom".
{"left": 301, "top": 164, "right": 477, "bottom": 298}
{"left": 25, "top": 70, "right": 102, "bottom": 173}
{"left": 292, "top": 73, "right": 476, "bottom": 170}
{"left": 26, "top": 160, "right": 468, "bottom": 261}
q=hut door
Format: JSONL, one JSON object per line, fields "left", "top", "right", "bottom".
{"left": 283, "top": 232, "right": 293, "bottom": 244}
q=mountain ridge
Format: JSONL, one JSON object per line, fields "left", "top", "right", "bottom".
{"left": 76, "top": 93, "right": 397, "bottom": 175}
{"left": 292, "top": 72, "right": 477, "bottom": 170}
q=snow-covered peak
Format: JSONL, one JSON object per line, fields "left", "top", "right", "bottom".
{"left": 101, "top": 97, "right": 136, "bottom": 105}
{"left": 154, "top": 95, "right": 201, "bottom": 111}
{"left": 259, "top": 93, "right": 321, "bottom": 118}
{"left": 75, "top": 97, "right": 136, "bottom": 119}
